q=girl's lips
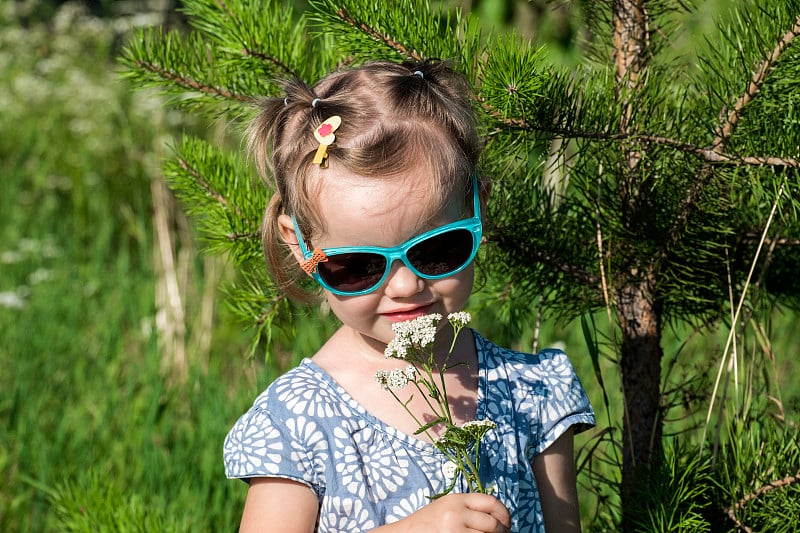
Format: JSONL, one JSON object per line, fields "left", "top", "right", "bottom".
{"left": 381, "top": 304, "right": 432, "bottom": 323}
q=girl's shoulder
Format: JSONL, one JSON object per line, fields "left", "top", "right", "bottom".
{"left": 473, "top": 330, "right": 596, "bottom": 445}
{"left": 226, "top": 360, "right": 358, "bottom": 443}
{"left": 473, "top": 330, "right": 576, "bottom": 374}
{"left": 224, "top": 359, "right": 344, "bottom": 484}
{"left": 251, "top": 359, "right": 347, "bottom": 415}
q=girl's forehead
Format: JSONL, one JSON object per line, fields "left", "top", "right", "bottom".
{"left": 309, "top": 167, "right": 464, "bottom": 241}
{"left": 315, "top": 165, "right": 461, "bottom": 215}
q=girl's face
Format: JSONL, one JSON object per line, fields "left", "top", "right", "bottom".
{"left": 279, "top": 164, "right": 475, "bottom": 355}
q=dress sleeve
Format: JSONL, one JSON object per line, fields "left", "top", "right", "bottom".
{"left": 223, "top": 385, "right": 324, "bottom": 498}
{"left": 518, "top": 349, "right": 596, "bottom": 459}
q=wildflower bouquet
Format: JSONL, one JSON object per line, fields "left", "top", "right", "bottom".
{"left": 375, "top": 312, "right": 496, "bottom": 497}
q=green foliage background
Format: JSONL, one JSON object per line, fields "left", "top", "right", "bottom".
{"left": 1, "top": 1, "right": 799, "bottom": 532}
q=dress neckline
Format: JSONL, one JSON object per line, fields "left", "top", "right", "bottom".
{"left": 299, "top": 330, "right": 489, "bottom": 453}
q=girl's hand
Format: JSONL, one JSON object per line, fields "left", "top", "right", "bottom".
{"left": 377, "top": 493, "right": 511, "bottom": 533}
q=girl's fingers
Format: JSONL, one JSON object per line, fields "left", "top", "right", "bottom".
{"left": 462, "top": 514, "right": 511, "bottom": 533}
{"left": 463, "top": 493, "right": 512, "bottom": 531}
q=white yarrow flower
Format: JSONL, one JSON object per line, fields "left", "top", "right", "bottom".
{"left": 375, "top": 368, "right": 410, "bottom": 390}
{"left": 461, "top": 419, "right": 496, "bottom": 430}
{"left": 441, "top": 461, "right": 457, "bottom": 478}
{"left": 384, "top": 337, "right": 408, "bottom": 359}
{"left": 447, "top": 311, "right": 472, "bottom": 328}
{"left": 385, "top": 314, "right": 443, "bottom": 357}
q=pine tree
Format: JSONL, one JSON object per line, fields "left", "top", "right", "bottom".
{"left": 121, "top": 0, "right": 800, "bottom": 528}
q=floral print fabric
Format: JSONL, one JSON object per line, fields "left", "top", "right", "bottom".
{"left": 224, "top": 331, "right": 595, "bottom": 532}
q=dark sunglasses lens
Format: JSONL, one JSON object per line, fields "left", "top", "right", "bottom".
{"left": 317, "top": 252, "right": 387, "bottom": 293}
{"left": 408, "top": 229, "right": 475, "bottom": 276}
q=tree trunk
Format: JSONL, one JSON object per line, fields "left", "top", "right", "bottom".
{"left": 611, "top": 1, "right": 663, "bottom": 528}
{"left": 617, "top": 279, "right": 664, "bottom": 529}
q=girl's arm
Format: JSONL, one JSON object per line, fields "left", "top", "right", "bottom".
{"left": 239, "top": 479, "right": 510, "bottom": 533}
{"left": 532, "top": 427, "right": 582, "bottom": 533}
{"left": 239, "top": 477, "right": 319, "bottom": 533}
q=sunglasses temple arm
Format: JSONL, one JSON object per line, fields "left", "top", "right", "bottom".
{"left": 291, "top": 215, "right": 314, "bottom": 258}
{"left": 472, "top": 173, "right": 481, "bottom": 219}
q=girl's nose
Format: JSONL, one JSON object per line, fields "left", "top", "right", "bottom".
{"left": 383, "top": 261, "right": 425, "bottom": 298}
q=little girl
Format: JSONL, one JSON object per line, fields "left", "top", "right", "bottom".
{"left": 224, "top": 59, "right": 595, "bottom": 532}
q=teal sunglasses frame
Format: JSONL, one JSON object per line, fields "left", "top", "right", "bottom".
{"left": 292, "top": 174, "right": 483, "bottom": 296}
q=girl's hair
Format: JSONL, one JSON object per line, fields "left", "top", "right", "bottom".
{"left": 247, "top": 59, "right": 482, "bottom": 303}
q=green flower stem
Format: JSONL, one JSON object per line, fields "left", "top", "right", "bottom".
{"left": 388, "top": 388, "right": 435, "bottom": 442}
{"left": 448, "top": 323, "right": 463, "bottom": 354}
{"left": 436, "top": 365, "right": 454, "bottom": 422}
{"left": 410, "top": 357, "right": 452, "bottom": 425}
{"left": 460, "top": 448, "right": 485, "bottom": 492}
{"left": 437, "top": 322, "right": 466, "bottom": 423}
{"left": 410, "top": 378, "right": 445, "bottom": 426}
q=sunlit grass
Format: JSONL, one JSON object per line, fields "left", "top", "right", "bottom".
{"left": 0, "top": 3, "right": 252, "bottom": 531}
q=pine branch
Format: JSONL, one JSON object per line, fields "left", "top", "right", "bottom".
{"left": 163, "top": 134, "right": 266, "bottom": 266}
{"left": 121, "top": 27, "right": 261, "bottom": 110}
{"left": 188, "top": 0, "right": 303, "bottom": 79}
{"left": 330, "top": 5, "right": 423, "bottom": 61}
{"left": 491, "top": 232, "right": 600, "bottom": 288}
{"left": 712, "top": 15, "right": 800, "bottom": 152}
{"left": 241, "top": 47, "right": 299, "bottom": 78}
{"left": 740, "top": 234, "right": 800, "bottom": 247}
{"left": 636, "top": 136, "right": 800, "bottom": 168}
{"left": 483, "top": 105, "right": 800, "bottom": 168}
{"left": 211, "top": 0, "right": 235, "bottom": 20}
{"left": 255, "top": 293, "right": 287, "bottom": 327}
{"left": 177, "top": 156, "right": 246, "bottom": 218}
{"left": 227, "top": 231, "right": 261, "bottom": 242}
{"left": 725, "top": 472, "right": 800, "bottom": 533}
{"left": 309, "top": 0, "right": 478, "bottom": 65}
{"left": 659, "top": 15, "right": 800, "bottom": 270}
{"left": 132, "top": 58, "right": 253, "bottom": 103}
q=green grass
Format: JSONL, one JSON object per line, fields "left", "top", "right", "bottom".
{"left": 0, "top": 4, "right": 255, "bottom": 530}
{"left": 2, "top": 2, "right": 799, "bottom": 532}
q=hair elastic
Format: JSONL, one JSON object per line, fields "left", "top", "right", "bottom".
{"left": 413, "top": 70, "right": 424, "bottom": 79}
{"left": 311, "top": 98, "right": 320, "bottom": 108}
{"left": 283, "top": 97, "right": 289, "bottom": 106}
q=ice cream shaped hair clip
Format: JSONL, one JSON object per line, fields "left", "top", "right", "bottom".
{"left": 312, "top": 115, "right": 341, "bottom": 168}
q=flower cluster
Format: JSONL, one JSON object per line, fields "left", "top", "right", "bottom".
{"left": 447, "top": 311, "right": 471, "bottom": 329}
{"left": 384, "top": 313, "right": 442, "bottom": 359}
{"left": 375, "top": 365, "right": 417, "bottom": 391}
{"left": 436, "top": 420, "right": 498, "bottom": 451}
{"left": 461, "top": 419, "right": 498, "bottom": 431}
{"left": 375, "top": 311, "right": 496, "bottom": 497}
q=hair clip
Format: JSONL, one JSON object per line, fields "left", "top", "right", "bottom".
{"left": 312, "top": 115, "right": 341, "bottom": 168}
{"left": 300, "top": 248, "right": 328, "bottom": 275}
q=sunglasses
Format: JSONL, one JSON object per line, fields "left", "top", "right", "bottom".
{"left": 292, "top": 174, "right": 482, "bottom": 296}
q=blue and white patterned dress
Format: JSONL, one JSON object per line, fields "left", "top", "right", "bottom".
{"left": 224, "top": 330, "right": 595, "bottom": 532}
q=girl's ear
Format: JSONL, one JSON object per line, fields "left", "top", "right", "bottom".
{"left": 277, "top": 214, "right": 306, "bottom": 264}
